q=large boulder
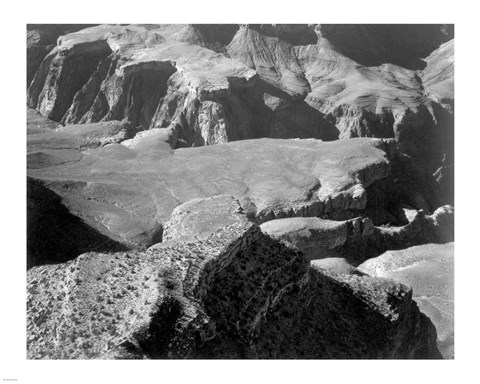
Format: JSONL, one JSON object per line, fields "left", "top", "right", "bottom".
{"left": 162, "top": 195, "right": 247, "bottom": 242}
{"left": 358, "top": 242, "right": 454, "bottom": 359}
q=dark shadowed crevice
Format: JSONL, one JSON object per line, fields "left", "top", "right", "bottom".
{"left": 365, "top": 154, "right": 440, "bottom": 226}
{"left": 47, "top": 41, "right": 113, "bottom": 121}
{"left": 107, "top": 62, "right": 177, "bottom": 129}
{"left": 61, "top": 54, "right": 114, "bottom": 125}
{"left": 126, "top": 296, "right": 182, "bottom": 358}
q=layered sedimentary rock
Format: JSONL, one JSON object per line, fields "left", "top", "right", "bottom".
{"left": 27, "top": 24, "right": 454, "bottom": 176}
{"left": 359, "top": 243, "right": 454, "bottom": 359}
{"left": 27, "top": 222, "right": 440, "bottom": 359}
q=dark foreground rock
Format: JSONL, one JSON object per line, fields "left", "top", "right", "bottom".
{"left": 358, "top": 243, "right": 454, "bottom": 359}
{"left": 27, "top": 222, "right": 440, "bottom": 359}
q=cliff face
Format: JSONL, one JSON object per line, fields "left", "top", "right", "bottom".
{"left": 27, "top": 222, "right": 440, "bottom": 359}
{"left": 27, "top": 24, "right": 453, "bottom": 177}
{"left": 27, "top": 24, "right": 98, "bottom": 87}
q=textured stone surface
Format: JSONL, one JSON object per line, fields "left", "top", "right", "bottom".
{"left": 162, "top": 195, "right": 247, "bottom": 242}
{"left": 27, "top": 222, "right": 440, "bottom": 359}
{"left": 358, "top": 242, "right": 454, "bottom": 359}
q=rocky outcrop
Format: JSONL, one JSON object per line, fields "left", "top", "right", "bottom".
{"left": 260, "top": 205, "right": 453, "bottom": 266}
{"left": 28, "top": 39, "right": 113, "bottom": 122}
{"left": 337, "top": 205, "right": 454, "bottom": 265}
{"left": 27, "top": 137, "right": 396, "bottom": 248}
{"left": 358, "top": 243, "right": 454, "bottom": 359}
{"left": 162, "top": 195, "right": 247, "bottom": 242}
{"left": 27, "top": 222, "right": 440, "bottom": 359}
{"left": 260, "top": 216, "right": 373, "bottom": 260}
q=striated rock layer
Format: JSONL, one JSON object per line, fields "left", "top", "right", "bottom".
{"left": 27, "top": 222, "right": 440, "bottom": 359}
